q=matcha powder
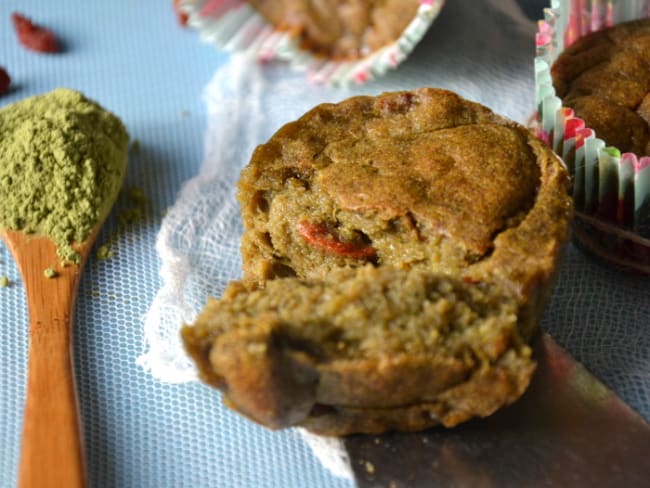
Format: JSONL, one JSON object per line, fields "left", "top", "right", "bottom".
{"left": 0, "top": 88, "right": 129, "bottom": 264}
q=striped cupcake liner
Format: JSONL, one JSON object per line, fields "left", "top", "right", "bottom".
{"left": 179, "top": 0, "right": 445, "bottom": 85}
{"left": 534, "top": 0, "right": 650, "bottom": 273}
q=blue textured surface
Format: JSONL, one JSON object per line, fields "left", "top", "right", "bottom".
{"left": 1, "top": 1, "right": 649, "bottom": 487}
{"left": 0, "top": 1, "right": 351, "bottom": 487}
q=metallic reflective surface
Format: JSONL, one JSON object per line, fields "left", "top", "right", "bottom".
{"left": 345, "top": 333, "right": 650, "bottom": 487}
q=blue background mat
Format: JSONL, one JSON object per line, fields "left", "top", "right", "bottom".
{"left": 1, "top": 1, "right": 647, "bottom": 487}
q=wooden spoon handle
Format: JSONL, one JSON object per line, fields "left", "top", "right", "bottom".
{"left": 20, "top": 312, "right": 86, "bottom": 488}
{"left": 1, "top": 231, "right": 87, "bottom": 488}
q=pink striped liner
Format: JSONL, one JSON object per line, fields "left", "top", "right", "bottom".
{"left": 534, "top": 0, "right": 650, "bottom": 273}
{"left": 179, "top": 0, "right": 445, "bottom": 86}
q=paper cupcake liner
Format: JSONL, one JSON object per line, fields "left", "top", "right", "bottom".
{"left": 179, "top": 0, "right": 445, "bottom": 85}
{"left": 534, "top": 0, "right": 650, "bottom": 273}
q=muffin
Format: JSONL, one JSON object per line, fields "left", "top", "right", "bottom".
{"left": 180, "top": 0, "right": 445, "bottom": 84}
{"left": 183, "top": 266, "right": 534, "bottom": 435}
{"left": 535, "top": 4, "right": 650, "bottom": 273}
{"left": 244, "top": 0, "right": 421, "bottom": 60}
{"left": 182, "top": 88, "right": 573, "bottom": 435}
{"left": 551, "top": 19, "right": 650, "bottom": 156}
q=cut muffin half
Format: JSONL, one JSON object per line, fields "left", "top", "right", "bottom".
{"left": 183, "top": 88, "right": 573, "bottom": 435}
{"left": 182, "top": 266, "right": 534, "bottom": 435}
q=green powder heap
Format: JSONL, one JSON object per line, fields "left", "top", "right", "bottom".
{"left": 0, "top": 88, "right": 129, "bottom": 264}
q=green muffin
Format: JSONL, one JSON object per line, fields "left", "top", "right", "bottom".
{"left": 183, "top": 88, "right": 573, "bottom": 435}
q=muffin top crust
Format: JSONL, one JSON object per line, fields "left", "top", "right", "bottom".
{"left": 551, "top": 18, "right": 650, "bottom": 156}
{"left": 245, "top": 0, "right": 420, "bottom": 60}
{"left": 240, "top": 89, "right": 570, "bottom": 277}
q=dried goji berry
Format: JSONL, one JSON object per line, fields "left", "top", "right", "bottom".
{"left": 0, "top": 68, "right": 10, "bottom": 96}
{"left": 297, "top": 221, "right": 377, "bottom": 260}
{"left": 173, "top": 0, "right": 189, "bottom": 27}
{"left": 12, "top": 12, "right": 59, "bottom": 53}
{"left": 463, "top": 276, "right": 481, "bottom": 285}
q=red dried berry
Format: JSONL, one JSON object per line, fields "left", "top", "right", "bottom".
{"left": 0, "top": 67, "right": 10, "bottom": 95}
{"left": 12, "top": 12, "right": 59, "bottom": 53}
{"left": 0, "top": 66, "right": 11, "bottom": 95}
{"left": 297, "top": 221, "right": 377, "bottom": 260}
{"left": 173, "top": 0, "right": 189, "bottom": 27}
{"left": 462, "top": 276, "right": 481, "bottom": 285}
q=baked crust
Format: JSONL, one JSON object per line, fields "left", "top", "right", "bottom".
{"left": 551, "top": 18, "right": 650, "bottom": 156}
{"left": 300, "top": 350, "right": 535, "bottom": 436}
{"left": 183, "top": 88, "right": 573, "bottom": 435}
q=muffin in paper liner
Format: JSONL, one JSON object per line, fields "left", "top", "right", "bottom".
{"left": 178, "top": 0, "right": 445, "bottom": 85}
{"left": 534, "top": 0, "right": 650, "bottom": 274}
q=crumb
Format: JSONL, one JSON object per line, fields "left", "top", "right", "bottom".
{"left": 129, "top": 187, "right": 147, "bottom": 205}
{"left": 364, "top": 461, "right": 375, "bottom": 474}
{"left": 129, "top": 138, "right": 141, "bottom": 156}
{"left": 118, "top": 186, "right": 149, "bottom": 225}
{"left": 0, "top": 275, "right": 9, "bottom": 287}
{"left": 92, "top": 186, "right": 150, "bottom": 269}
{"left": 96, "top": 243, "right": 114, "bottom": 261}
{"left": 43, "top": 268, "right": 58, "bottom": 279}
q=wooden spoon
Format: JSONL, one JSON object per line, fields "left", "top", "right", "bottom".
{"left": 1, "top": 226, "right": 102, "bottom": 488}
